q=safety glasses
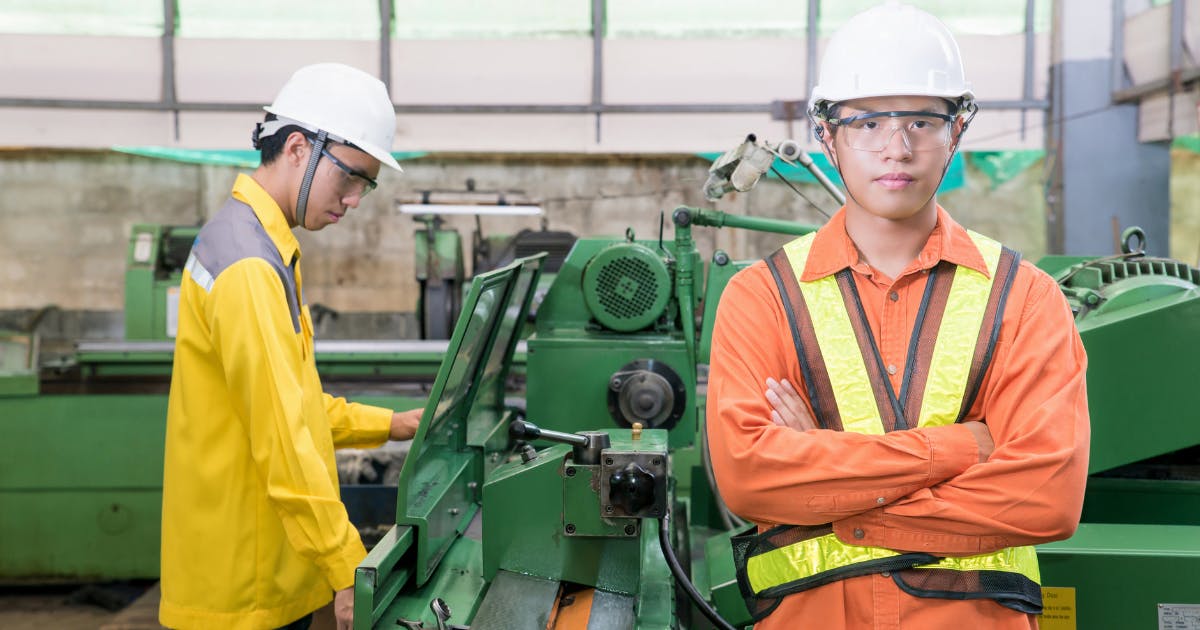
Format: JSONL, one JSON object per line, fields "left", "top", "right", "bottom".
{"left": 829, "top": 110, "right": 956, "bottom": 152}
{"left": 320, "top": 147, "right": 378, "bottom": 198}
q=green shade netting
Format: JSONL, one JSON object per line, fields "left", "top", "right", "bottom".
{"left": 967, "top": 150, "right": 1044, "bottom": 188}
{"left": 113, "top": 147, "right": 428, "bottom": 168}
{"left": 695, "top": 151, "right": 966, "bottom": 194}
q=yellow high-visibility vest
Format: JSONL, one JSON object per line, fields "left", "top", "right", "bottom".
{"left": 732, "top": 231, "right": 1041, "bottom": 622}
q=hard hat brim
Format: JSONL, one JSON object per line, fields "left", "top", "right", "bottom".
{"left": 261, "top": 106, "right": 403, "bottom": 173}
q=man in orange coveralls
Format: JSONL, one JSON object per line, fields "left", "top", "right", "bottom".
{"left": 707, "top": 3, "right": 1091, "bottom": 629}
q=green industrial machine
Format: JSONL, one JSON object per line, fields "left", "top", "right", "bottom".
{"left": 0, "top": 329, "right": 38, "bottom": 397}
{"left": 411, "top": 212, "right": 465, "bottom": 340}
{"left": 125, "top": 223, "right": 199, "bottom": 341}
{"left": 400, "top": 183, "right": 576, "bottom": 341}
{"left": 1033, "top": 228, "right": 1200, "bottom": 629}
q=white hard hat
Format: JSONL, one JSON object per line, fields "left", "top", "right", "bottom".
{"left": 809, "top": 2, "right": 974, "bottom": 117}
{"left": 262, "top": 63, "right": 401, "bottom": 172}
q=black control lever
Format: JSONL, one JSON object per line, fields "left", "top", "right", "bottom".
{"left": 510, "top": 419, "right": 590, "bottom": 448}
{"left": 509, "top": 419, "right": 611, "bottom": 466}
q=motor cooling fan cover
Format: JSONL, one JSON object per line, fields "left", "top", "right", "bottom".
{"left": 581, "top": 243, "right": 671, "bottom": 332}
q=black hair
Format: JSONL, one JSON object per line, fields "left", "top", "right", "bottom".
{"left": 256, "top": 114, "right": 306, "bottom": 166}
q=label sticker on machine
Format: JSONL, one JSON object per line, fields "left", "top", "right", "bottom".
{"left": 1160, "top": 604, "right": 1200, "bottom": 629}
{"left": 167, "top": 287, "right": 180, "bottom": 338}
{"left": 1038, "top": 587, "right": 1076, "bottom": 630}
{"left": 133, "top": 232, "right": 153, "bottom": 263}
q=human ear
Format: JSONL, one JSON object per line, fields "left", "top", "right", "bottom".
{"left": 948, "top": 117, "right": 967, "bottom": 153}
{"left": 283, "top": 131, "right": 310, "bottom": 167}
{"left": 817, "top": 124, "right": 839, "bottom": 167}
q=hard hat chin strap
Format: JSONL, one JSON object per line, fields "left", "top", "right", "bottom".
{"left": 929, "top": 104, "right": 977, "bottom": 203}
{"left": 295, "top": 130, "right": 328, "bottom": 230}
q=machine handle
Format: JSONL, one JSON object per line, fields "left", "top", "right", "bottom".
{"left": 509, "top": 419, "right": 590, "bottom": 448}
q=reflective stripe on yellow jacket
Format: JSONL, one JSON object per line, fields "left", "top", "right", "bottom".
{"left": 734, "top": 230, "right": 1041, "bottom": 619}
{"left": 160, "top": 174, "right": 392, "bottom": 630}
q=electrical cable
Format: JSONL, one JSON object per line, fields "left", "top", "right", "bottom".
{"left": 658, "top": 511, "right": 742, "bottom": 630}
{"left": 769, "top": 165, "right": 833, "bottom": 219}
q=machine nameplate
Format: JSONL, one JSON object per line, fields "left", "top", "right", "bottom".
{"left": 1160, "top": 604, "right": 1200, "bottom": 630}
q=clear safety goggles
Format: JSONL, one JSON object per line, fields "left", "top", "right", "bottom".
{"left": 319, "top": 144, "right": 378, "bottom": 199}
{"left": 829, "top": 110, "right": 956, "bottom": 152}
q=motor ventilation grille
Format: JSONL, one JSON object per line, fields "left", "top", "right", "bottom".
{"left": 1066, "top": 258, "right": 1200, "bottom": 289}
{"left": 582, "top": 243, "right": 672, "bottom": 332}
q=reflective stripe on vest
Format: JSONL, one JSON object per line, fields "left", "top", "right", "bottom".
{"left": 780, "top": 230, "right": 1005, "bottom": 432}
{"left": 734, "top": 230, "right": 1039, "bottom": 620}
{"left": 746, "top": 532, "right": 1041, "bottom": 595}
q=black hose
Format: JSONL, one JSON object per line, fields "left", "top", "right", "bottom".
{"left": 658, "top": 511, "right": 740, "bottom": 630}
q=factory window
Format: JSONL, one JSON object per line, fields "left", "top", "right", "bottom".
{"left": 606, "top": 0, "right": 808, "bottom": 38}
{"left": 392, "top": 0, "right": 591, "bottom": 39}
{"left": 0, "top": 0, "right": 162, "bottom": 36}
{"left": 177, "top": 0, "right": 380, "bottom": 40}
{"left": 820, "top": 0, "right": 1052, "bottom": 35}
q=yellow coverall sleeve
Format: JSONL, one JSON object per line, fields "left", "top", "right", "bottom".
{"left": 324, "top": 393, "right": 392, "bottom": 449}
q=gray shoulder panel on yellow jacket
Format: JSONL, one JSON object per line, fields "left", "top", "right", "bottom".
{"left": 187, "top": 197, "right": 301, "bottom": 333}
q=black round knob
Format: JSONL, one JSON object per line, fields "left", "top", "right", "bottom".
{"left": 608, "top": 463, "right": 656, "bottom": 514}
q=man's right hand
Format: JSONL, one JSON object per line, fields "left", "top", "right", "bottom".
{"left": 334, "top": 586, "right": 354, "bottom": 630}
{"left": 962, "top": 421, "right": 995, "bottom": 463}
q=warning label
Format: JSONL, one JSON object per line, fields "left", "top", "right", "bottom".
{"left": 1039, "top": 587, "right": 1077, "bottom": 630}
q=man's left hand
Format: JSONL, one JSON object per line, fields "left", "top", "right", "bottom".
{"left": 389, "top": 408, "right": 422, "bottom": 441}
{"left": 766, "top": 377, "right": 819, "bottom": 432}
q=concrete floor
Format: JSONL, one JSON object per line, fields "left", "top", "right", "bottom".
{"left": 0, "top": 584, "right": 336, "bottom": 629}
{"left": 0, "top": 585, "right": 124, "bottom": 629}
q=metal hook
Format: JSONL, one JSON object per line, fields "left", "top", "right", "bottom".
{"left": 1120, "top": 226, "right": 1147, "bottom": 256}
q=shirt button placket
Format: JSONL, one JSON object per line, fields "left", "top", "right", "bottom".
{"left": 881, "top": 283, "right": 903, "bottom": 384}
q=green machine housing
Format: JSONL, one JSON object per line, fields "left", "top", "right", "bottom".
{"left": 527, "top": 236, "right": 702, "bottom": 451}
{"left": 354, "top": 250, "right": 685, "bottom": 629}
{"left": 1033, "top": 234, "right": 1200, "bottom": 629}
{"left": 125, "top": 223, "right": 199, "bottom": 341}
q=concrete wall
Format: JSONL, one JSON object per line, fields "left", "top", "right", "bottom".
{"left": 6, "top": 147, "right": 1182, "bottom": 340}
